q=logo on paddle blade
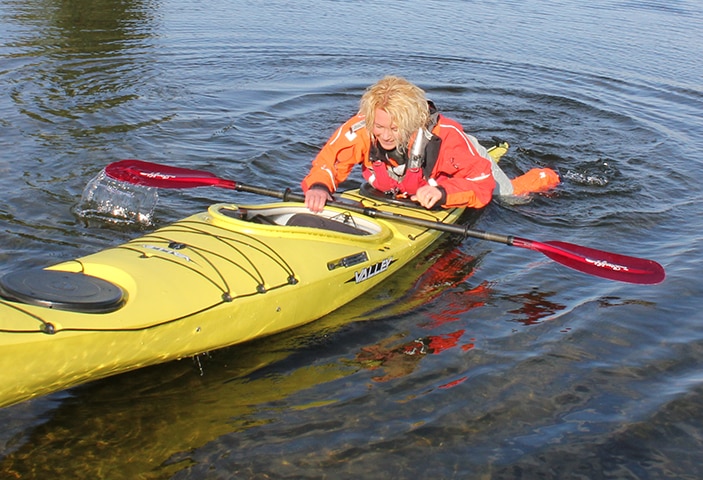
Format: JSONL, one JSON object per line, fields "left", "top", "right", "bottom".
{"left": 585, "top": 258, "right": 629, "bottom": 271}
{"left": 140, "top": 171, "right": 176, "bottom": 180}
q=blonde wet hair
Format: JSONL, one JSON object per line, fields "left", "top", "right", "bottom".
{"left": 359, "top": 76, "right": 430, "bottom": 153}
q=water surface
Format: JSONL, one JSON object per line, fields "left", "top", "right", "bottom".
{"left": 1, "top": 0, "right": 702, "bottom": 478}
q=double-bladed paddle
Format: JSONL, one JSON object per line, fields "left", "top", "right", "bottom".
{"left": 105, "top": 159, "right": 666, "bottom": 285}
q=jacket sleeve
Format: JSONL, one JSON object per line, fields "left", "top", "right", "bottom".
{"left": 431, "top": 118, "right": 496, "bottom": 209}
{"left": 301, "top": 115, "right": 370, "bottom": 194}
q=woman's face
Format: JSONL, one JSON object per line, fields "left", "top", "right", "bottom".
{"left": 371, "top": 108, "right": 401, "bottom": 150}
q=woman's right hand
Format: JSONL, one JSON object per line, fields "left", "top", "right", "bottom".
{"left": 305, "top": 188, "right": 333, "bottom": 213}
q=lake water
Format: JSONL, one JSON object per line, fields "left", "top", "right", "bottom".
{"left": 1, "top": 0, "right": 702, "bottom": 478}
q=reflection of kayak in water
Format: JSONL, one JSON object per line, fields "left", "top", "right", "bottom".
{"left": 0, "top": 147, "right": 513, "bottom": 408}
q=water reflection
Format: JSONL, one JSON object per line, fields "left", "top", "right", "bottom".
{"left": 354, "top": 330, "right": 472, "bottom": 383}
{"left": 348, "top": 248, "right": 487, "bottom": 382}
{"left": 5, "top": 0, "right": 162, "bottom": 144}
{"left": 508, "top": 288, "right": 566, "bottom": 326}
{"left": 0, "top": 350, "right": 355, "bottom": 479}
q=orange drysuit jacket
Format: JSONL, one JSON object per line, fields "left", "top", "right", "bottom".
{"left": 301, "top": 113, "right": 496, "bottom": 209}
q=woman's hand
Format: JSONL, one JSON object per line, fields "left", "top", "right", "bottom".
{"left": 305, "top": 188, "right": 333, "bottom": 213}
{"left": 411, "top": 185, "right": 442, "bottom": 209}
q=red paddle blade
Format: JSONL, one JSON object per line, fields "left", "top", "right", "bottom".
{"left": 513, "top": 238, "right": 665, "bottom": 284}
{"left": 105, "top": 159, "right": 236, "bottom": 189}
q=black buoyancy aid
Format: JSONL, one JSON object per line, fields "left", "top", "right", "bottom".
{"left": 422, "top": 100, "right": 442, "bottom": 177}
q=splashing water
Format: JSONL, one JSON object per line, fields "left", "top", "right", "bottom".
{"left": 75, "top": 170, "right": 159, "bottom": 226}
{"left": 563, "top": 170, "right": 610, "bottom": 186}
{"left": 562, "top": 161, "right": 614, "bottom": 186}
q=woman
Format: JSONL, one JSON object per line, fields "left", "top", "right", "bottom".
{"left": 302, "top": 76, "right": 497, "bottom": 212}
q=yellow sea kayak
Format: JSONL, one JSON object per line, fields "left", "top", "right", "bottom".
{"left": 0, "top": 192, "right": 472, "bottom": 408}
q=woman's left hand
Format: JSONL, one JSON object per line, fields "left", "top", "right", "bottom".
{"left": 411, "top": 185, "right": 442, "bottom": 209}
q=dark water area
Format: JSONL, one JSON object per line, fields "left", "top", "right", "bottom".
{"left": 1, "top": 0, "right": 702, "bottom": 478}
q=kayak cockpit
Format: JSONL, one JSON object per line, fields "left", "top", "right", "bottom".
{"left": 210, "top": 204, "right": 384, "bottom": 237}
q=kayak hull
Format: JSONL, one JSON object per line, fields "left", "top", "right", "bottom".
{"left": 0, "top": 190, "right": 472, "bottom": 408}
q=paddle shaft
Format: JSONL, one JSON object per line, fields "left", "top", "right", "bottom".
{"left": 231, "top": 182, "right": 514, "bottom": 243}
